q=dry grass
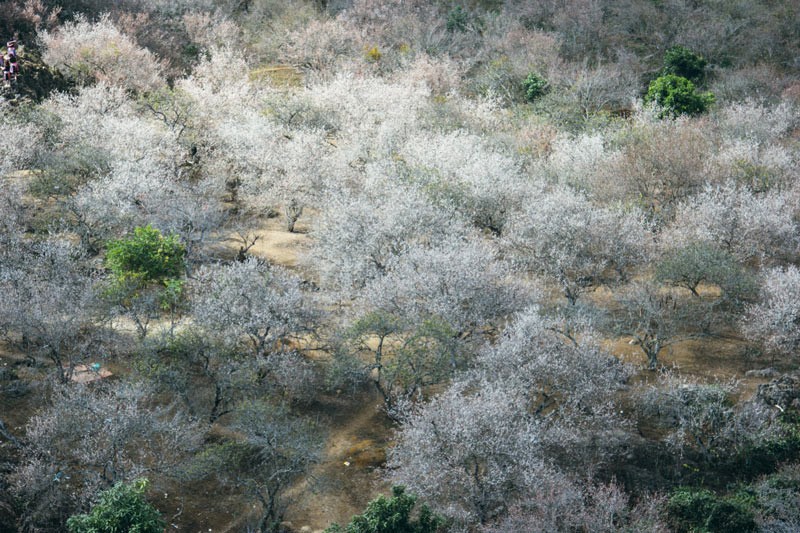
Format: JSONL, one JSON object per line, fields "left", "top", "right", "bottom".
{"left": 249, "top": 65, "right": 304, "bottom": 88}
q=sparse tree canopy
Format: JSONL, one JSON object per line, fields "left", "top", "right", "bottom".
{"left": 656, "top": 242, "right": 756, "bottom": 302}
{"left": 612, "top": 281, "right": 689, "bottom": 370}
{"left": 639, "top": 373, "right": 781, "bottom": 463}
{"left": 189, "top": 400, "right": 321, "bottom": 532}
{"left": 505, "top": 187, "right": 648, "bottom": 304}
{"left": 191, "top": 258, "right": 315, "bottom": 357}
{"left": 0, "top": 237, "right": 100, "bottom": 381}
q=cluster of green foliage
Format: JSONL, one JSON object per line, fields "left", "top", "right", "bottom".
{"left": 105, "top": 224, "right": 186, "bottom": 284}
{"left": 646, "top": 46, "right": 714, "bottom": 117}
{"left": 365, "top": 46, "right": 382, "bottom": 62}
{"left": 662, "top": 45, "right": 708, "bottom": 84}
{"left": 102, "top": 225, "right": 188, "bottom": 336}
{"left": 522, "top": 72, "right": 548, "bottom": 102}
{"left": 325, "top": 486, "right": 445, "bottom": 533}
{"left": 667, "top": 487, "right": 756, "bottom": 533}
{"left": 446, "top": 6, "right": 471, "bottom": 33}
{"left": 727, "top": 412, "right": 800, "bottom": 481}
{"left": 645, "top": 74, "right": 715, "bottom": 117}
{"left": 66, "top": 478, "right": 165, "bottom": 533}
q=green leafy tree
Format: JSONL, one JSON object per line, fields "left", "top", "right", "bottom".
{"left": 645, "top": 74, "right": 715, "bottom": 117}
{"left": 325, "top": 486, "right": 445, "bottom": 533}
{"left": 656, "top": 242, "right": 756, "bottom": 302}
{"left": 66, "top": 478, "right": 165, "bottom": 533}
{"left": 662, "top": 45, "right": 708, "bottom": 84}
{"left": 105, "top": 224, "right": 186, "bottom": 283}
{"left": 103, "top": 225, "right": 186, "bottom": 339}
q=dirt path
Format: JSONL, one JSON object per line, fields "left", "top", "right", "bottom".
{"left": 282, "top": 389, "right": 394, "bottom": 532}
{"left": 216, "top": 212, "right": 394, "bottom": 531}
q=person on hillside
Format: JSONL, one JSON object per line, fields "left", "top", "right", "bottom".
{"left": 3, "top": 54, "right": 11, "bottom": 83}
{"left": 8, "top": 51, "right": 18, "bottom": 76}
{"left": 3, "top": 58, "right": 18, "bottom": 85}
{"left": 3, "top": 39, "right": 19, "bottom": 85}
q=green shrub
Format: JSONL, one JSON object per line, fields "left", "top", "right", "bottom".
{"left": 470, "top": 55, "right": 518, "bottom": 104}
{"left": 446, "top": 6, "right": 470, "bottom": 32}
{"left": 645, "top": 74, "right": 715, "bottom": 117}
{"left": 522, "top": 72, "right": 548, "bottom": 102}
{"left": 667, "top": 487, "right": 717, "bottom": 532}
{"left": 663, "top": 45, "right": 707, "bottom": 84}
{"left": 666, "top": 487, "right": 756, "bottom": 533}
{"left": 105, "top": 225, "right": 186, "bottom": 283}
{"left": 325, "top": 486, "right": 445, "bottom": 533}
{"left": 67, "top": 478, "right": 165, "bottom": 533}
{"left": 727, "top": 414, "right": 800, "bottom": 481}
{"left": 705, "top": 497, "right": 757, "bottom": 533}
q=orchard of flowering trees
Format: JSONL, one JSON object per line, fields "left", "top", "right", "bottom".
{"left": 0, "top": 1, "right": 799, "bottom": 532}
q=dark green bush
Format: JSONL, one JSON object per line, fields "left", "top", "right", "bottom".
{"left": 446, "top": 6, "right": 470, "bottom": 32}
{"left": 667, "top": 487, "right": 717, "bottom": 532}
{"left": 67, "top": 479, "right": 165, "bottom": 533}
{"left": 663, "top": 45, "right": 708, "bottom": 84}
{"left": 645, "top": 74, "right": 715, "bottom": 117}
{"left": 325, "top": 486, "right": 445, "bottom": 533}
{"left": 667, "top": 487, "right": 756, "bottom": 533}
{"left": 705, "top": 497, "right": 757, "bottom": 533}
{"left": 522, "top": 72, "right": 548, "bottom": 102}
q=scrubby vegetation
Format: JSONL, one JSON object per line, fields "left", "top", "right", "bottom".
{"left": 0, "top": 1, "right": 799, "bottom": 532}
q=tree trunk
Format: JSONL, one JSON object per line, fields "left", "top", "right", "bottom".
{"left": 284, "top": 200, "right": 303, "bottom": 233}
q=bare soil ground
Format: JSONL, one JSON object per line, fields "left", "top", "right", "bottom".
{"left": 213, "top": 208, "right": 315, "bottom": 270}
{"left": 282, "top": 390, "right": 393, "bottom": 532}
{"left": 237, "top": 210, "right": 394, "bottom": 531}
{"left": 243, "top": 218, "right": 312, "bottom": 269}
